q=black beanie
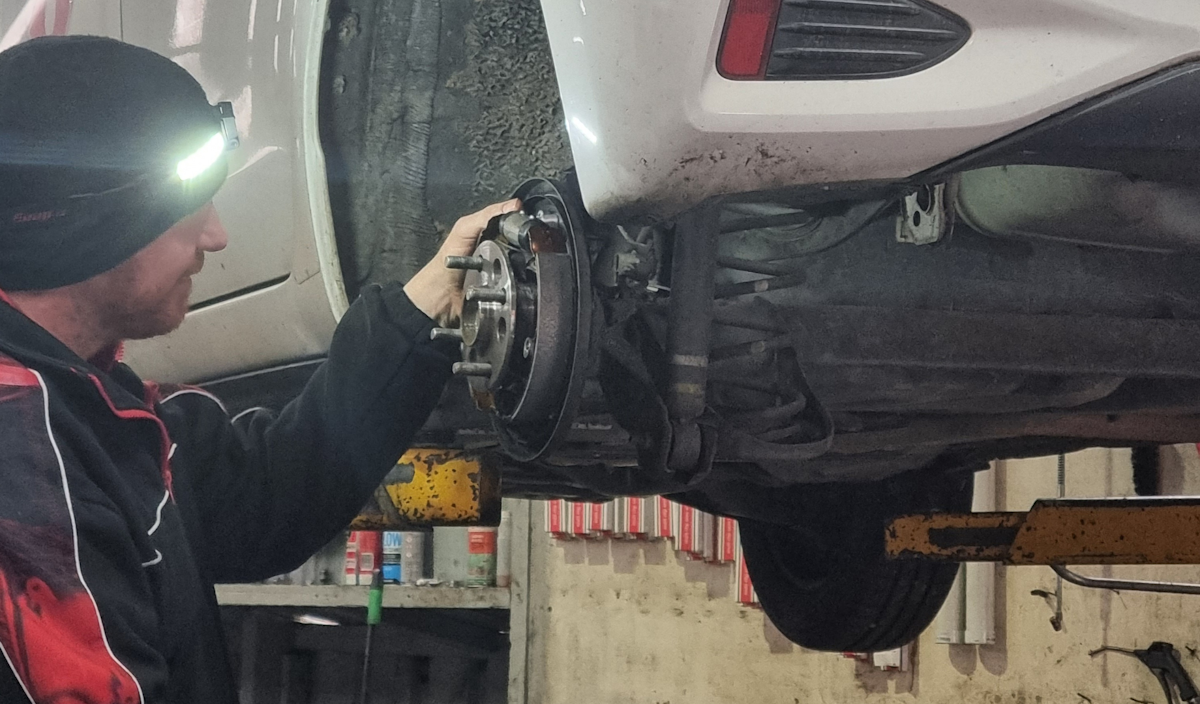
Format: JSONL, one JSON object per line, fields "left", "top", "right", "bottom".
{"left": 0, "top": 36, "right": 229, "bottom": 291}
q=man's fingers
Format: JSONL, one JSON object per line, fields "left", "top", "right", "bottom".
{"left": 462, "top": 199, "right": 522, "bottom": 231}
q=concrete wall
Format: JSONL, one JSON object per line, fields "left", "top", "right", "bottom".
{"left": 525, "top": 447, "right": 1200, "bottom": 704}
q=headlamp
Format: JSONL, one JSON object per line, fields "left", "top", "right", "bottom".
{"left": 215, "top": 100, "right": 239, "bottom": 151}
{"left": 175, "top": 100, "right": 239, "bottom": 182}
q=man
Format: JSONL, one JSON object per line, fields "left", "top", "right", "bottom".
{"left": 0, "top": 36, "right": 517, "bottom": 703}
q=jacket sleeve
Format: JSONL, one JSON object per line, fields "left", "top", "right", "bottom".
{"left": 0, "top": 362, "right": 160, "bottom": 704}
{"left": 158, "top": 283, "right": 456, "bottom": 582}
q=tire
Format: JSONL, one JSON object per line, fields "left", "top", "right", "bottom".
{"left": 319, "top": 0, "right": 572, "bottom": 295}
{"left": 738, "top": 470, "right": 973, "bottom": 652}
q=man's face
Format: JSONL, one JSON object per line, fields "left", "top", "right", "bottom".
{"left": 78, "top": 202, "right": 228, "bottom": 341}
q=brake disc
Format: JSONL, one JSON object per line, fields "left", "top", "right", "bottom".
{"left": 432, "top": 179, "right": 592, "bottom": 462}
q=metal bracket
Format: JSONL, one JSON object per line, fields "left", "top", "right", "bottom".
{"left": 897, "top": 183, "right": 950, "bottom": 245}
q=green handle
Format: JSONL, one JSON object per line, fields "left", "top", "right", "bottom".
{"left": 366, "top": 570, "right": 383, "bottom": 625}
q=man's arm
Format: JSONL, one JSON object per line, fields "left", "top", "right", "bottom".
{"left": 161, "top": 200, "right": 519, "bottom": 582}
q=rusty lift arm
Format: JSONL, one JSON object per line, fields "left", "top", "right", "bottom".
{"left": 886, "top": 497, "right": 1200, "bottom": 595}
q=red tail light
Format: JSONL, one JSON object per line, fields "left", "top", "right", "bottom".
{"left": 717, "top": 0, "right": 782, "bottom": 80}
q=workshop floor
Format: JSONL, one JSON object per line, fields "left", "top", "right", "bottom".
{"left": 522, "top": 446, "right": 1200, "bottom": 704}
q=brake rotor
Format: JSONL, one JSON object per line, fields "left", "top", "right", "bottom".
{"left": 435, "top": 179, "right": 592, "bottom": 462}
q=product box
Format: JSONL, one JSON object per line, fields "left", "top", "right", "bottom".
{"left": 735, "top": 539, "right": 758, "bottom": 606}
{"left": 629, "top": 497, "right": 649, "bottom": 537}
{"left": 400, "top": 531, "right": 425, "bottom": 584}
{"left": 717, "top": 517, "right": 738, "bottom": 564}
{"left": 357, "top": 531, "right": 382, "bottom": 584}
{"left": 587, "top": 501, "right": 615, "bottom": 538}
{"left": 614, "top": 497, "right": 649, "bottom": 538}
{"left": 678, "top": 505, "right": 696, "bottom": 555}
{"left": 545, "top": 499, "right": 571, "bottom": 539}
{"left": 343, "top": 531, "right": 360, "bottom": 586}
{"left": 382, "top": 531, "right": 402, "bottom": 583}
{"left": 671, "top": 501, "right": 684, "bottom": 552}
{"left": 653, "top": 497, "right": 674, "bottom": 540}
{"left": 467, "top": 527, "right": 497, "bottom": 587}
{"left": 700, "top": 511, "right": 717, "bottom": 561}
{"left": 570, "top": 501, "right": 588, "bottom": 537}
{"left": 871, "top": 647, "right": 909, "bottom": 672}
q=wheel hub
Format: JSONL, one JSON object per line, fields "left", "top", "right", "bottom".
{"left": 432, "top": 179, "right": 591, "bottom": 461}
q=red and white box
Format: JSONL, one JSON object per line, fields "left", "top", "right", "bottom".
{"left": 587, "top": 502, "right": 615, "bottom": 538}
{"left": 671, "top": 501, "right": 684, "bottom": 552}
{"left": 570, "top": 501, "right": 588, "bottom": 537}
{"left": 700, "top": 511, "right": 717, "bottom": 562}
{"left": 614, "top": 497, "right": 648, "bottom": 538}
{"left": 735, "top": 539, "right": 758, "bottom": 606}
{"left": 677, "top": 505, "right": 699, "bottom": 556}
{"left": 344, "top": 531, "right": 360, "bottom": 585}
{"left": 545, "top": 499, "right": 572, "bottom": 539}
{"left": 652, "top": 497, "right": 674, "bottom": 540}
{"left": 357, "top": 531, "right": 382, "bottom": 584}
{"left": 628, "top": 497, "right": 651, "bottom": 537}
{"left": 716, "top": 517, "right": 738, "bottom": 564}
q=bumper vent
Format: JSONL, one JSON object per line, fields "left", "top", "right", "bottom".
{"left": 765, "top": 0, "right": 970, "bottom": 80}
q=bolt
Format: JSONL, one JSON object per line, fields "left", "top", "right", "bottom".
{"left": 445, "top": 255, "right": 486, "bottom": 271}
{"left": 452, "top": 362, "right": 493, "bottom": 377}
{"left": 430, "top": 327, "right": 463, "bottom": 341}
{"left": 523, "top": 337, "right": 534, "bottom": 359}
{"left": 465, "top": 287, "right": 507, "bottom": 304}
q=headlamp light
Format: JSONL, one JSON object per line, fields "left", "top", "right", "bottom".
{"left": 175, "top": 100, "right": 239, "bottom": 181}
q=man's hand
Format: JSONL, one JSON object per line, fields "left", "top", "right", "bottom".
{"left": 404, "top": 199, "right": 522, "bottom": 326}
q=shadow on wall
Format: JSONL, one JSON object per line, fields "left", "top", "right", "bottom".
{"left": 763, "top": 618, "right": 793, "bottom": 655}
{"left": 559, "top": 539, "right": 673, "bottom": 572}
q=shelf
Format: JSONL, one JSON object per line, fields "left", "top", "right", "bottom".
{"left": 215, "top": 584, "right": 511, "bottom": 610}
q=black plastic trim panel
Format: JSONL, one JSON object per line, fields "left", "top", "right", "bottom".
{"left": 766, "top": 0, "right": 970, "bottom": 80}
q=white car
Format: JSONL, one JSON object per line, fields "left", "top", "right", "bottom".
{"left": 6, "top": 0, "right": 1200, "bottom": 652}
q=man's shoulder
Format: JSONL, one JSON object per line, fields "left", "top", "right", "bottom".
{"left": 0, "top": 351, "right": 40, "bottom": 390}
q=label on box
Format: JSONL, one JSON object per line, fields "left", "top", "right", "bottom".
{"left": 467, "top": 527, "right": 497, "bottom": 587}
{"left": 358, "top": 531, "right": 381, "bottom": 581}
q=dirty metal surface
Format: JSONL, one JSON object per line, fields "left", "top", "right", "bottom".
{"left": 350, "top": 448, "right": 501, "bottom": 530}
{"left": 886, "top": 498, "right": 1200, "bottom": 565}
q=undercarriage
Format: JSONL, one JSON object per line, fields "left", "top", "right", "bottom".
{"left": 418, "top": 176, "right": 1200, "bottom": 517}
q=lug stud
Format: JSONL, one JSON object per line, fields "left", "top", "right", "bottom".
{"left": 431, "top": 327, "right": 464, "bottom": 341}
{"left": 453, "top": 362, "right": 493, "bottom": 377}
{"left": 445, "top": 255, "right": 486, "bottom": 271}
{"left": 465, "top": 287, "right": 507, "bottom": 304}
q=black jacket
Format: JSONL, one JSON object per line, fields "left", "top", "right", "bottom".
{"left": 0, "top": 283, "right": 454, "bottom": 704}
